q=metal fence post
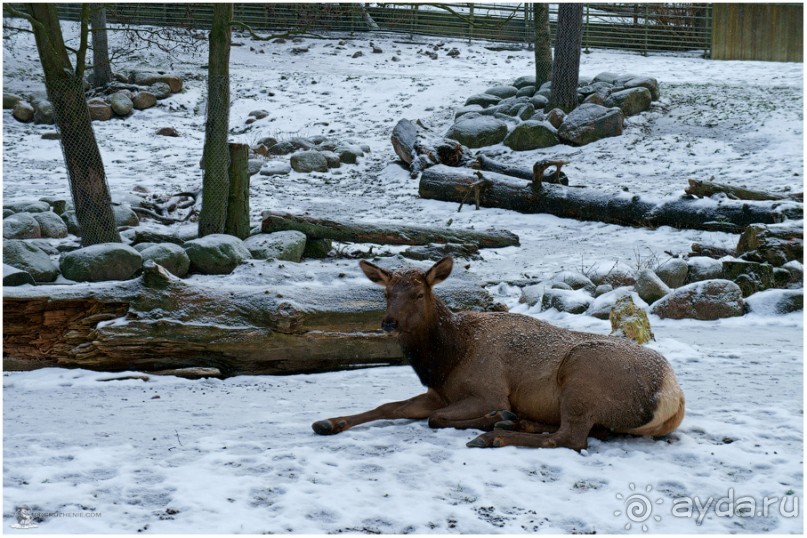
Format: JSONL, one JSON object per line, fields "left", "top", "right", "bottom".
{"left": 643, "top": 4, "right": 649, "bottom": 56}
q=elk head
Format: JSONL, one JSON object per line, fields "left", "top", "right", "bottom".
{"left": 359, "top": 257, "right": 453, "bottom": 336}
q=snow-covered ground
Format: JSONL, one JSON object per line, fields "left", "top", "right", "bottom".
{"left": 3, "top": 23, "right": 804, "bottom": 533}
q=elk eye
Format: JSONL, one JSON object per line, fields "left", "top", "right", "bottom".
{"left": 417, "top": 292, "right": 425, "bottom": 299}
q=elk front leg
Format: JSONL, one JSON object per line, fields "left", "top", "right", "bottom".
{"left": 312, "top": 389, "right": 444, "bottom": 435}
{"left": 427, "top": 397, "right": 513, "bottom": 431}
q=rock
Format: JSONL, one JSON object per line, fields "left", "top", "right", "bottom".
{"left": 516, "top": 85, "right": 535, "bottom": 97}
{"left": 402, "top": 242, "right": 479, "bottom": 262}
{"left": 132, "top": 242, "right": 158, "bottom": 252}
{"left": 184, "top": 234, "right": 251, "bottom": 275}
{"left": 259, "top": 161, "right": 292, "bottom": 176}
{"left": 12, "top": 101, "right": 34, "bottom": 122}
{"left": 650, "top": 279, "right": 744, "bottom": 320}
{"left": 303, "top": 238, "right": 332, "bottom": 259}
{"left": 512, "top": 75, "right": 536, "bottom": 89}
{"left": 587, "top": 287, "right": 646, "bottom": 320}
{"left": 391, "top": 118, "right": 418, "bottom": 165}
{"left": 745, "top": 289, "right": 803, "bottom": 315}
{"left": 3, "top": 213, "right": 41, "bottom": 239}
{"left": 156, "top": 127, "right": 179, "bottom": 137}
{"left": 41, "top": 132, "right": 61, "bottom": 140}
{"left": 352, "top": 51, "right": 363, "bottom": 59}
{"left": 517, "top": 104, "right": 535, "bottom": 121}
{"left": 485, "top": 85, "right": 518, "bottom": 99}
{"left": 623, "top": 76, "right": 660, "bottom": 101}
{"left": 594, "top": 284, "right": 613, "bottom": 297}
{"left": 577, "top": 81, "right": 614, "bottom": 99}
{"left": 335, "top": 145, "right": 364, "bottom": 164}
{"left": 454, "top": 105, "right": 484, "bottom": 120}
{"left": 290, "top": 150, "right": 328, "bottom": 173}
{"left": 687, "top": 256, "right": 724, "bottom": 282}
{"left": 32, "top": 99, "right": 55, "bottom": 124}
{"left": 113, "top": 204, "right": 140, "bottom": 227}
{"left": 149, "top": 82, "right": 172, "bottom": 100}
{"left": 530, "top": 95, "right": 549, "bottom": 109}
{"left": 541, "top": 288, "right": 593, "bottom": 314}
{"left": 546, "top": 108, "right": 566, "bottom": 129}
{"left": 26, "top": 239, "right": 59, "bottom": 256}
{"left": 592, "top": 71, "right": 622, "bottom": 84}
{"left": 446, "top": 48, "right": 460, "bottom": 58}
{"left": 322, "top": 151, "right": 341, "bottom": 168}
{"left": 736, "top": 222, "right": 802, "bottom": 267}
{"left": 635, "top": 269, "right": 671, "bottom": 304}
{"left": 60, "top": 243, "right": 143, "bottom": 282}
{"left": 269, "top": 138, "right": 315, "bottom": 156}
{"left": 604, "top": 87, "right": 652, "bottom": 117}
{"left": 445, "top": 116, "right": 508, "bottom": 148}
{"left": 258, "top": 135, "right": 278, "bottom": 148}
{"left": 248, "top": 109, "right": 269, "bottom": 119}
{"left": 464, "top": 93, "right": 502, "bottom": 108}
{"left": 133, "top": 72, "right": 183, "bottom": 93}
{"left": 20, "top": 201, "right": 50, "bottom": 213}
{"left": 782, "top": 260, "right": 803, "bottom": 286}
{"left": 132, "top": 91, "right": 157, "bottom": 110}
{"left": 33, "top": 211, "right": 69, "bottom": 238}
{"left": 109, "top": 92, "right": 134, "bottom": 116}
{"left": 140, "top": 243, "right": 191, "bottom": 277}
{"left": 550, "top": 282, "right": 573, "bottom": 291}
{"left": 722, "top": 259, "right": 774, "bottom": 297}
{"left": 3, "top": 209, "right": 13, "bottom": 218}
{"left": 586, "top": 260, "right": 636, "bottom": 287}
{"left": 3, "top": 93, "right": 22, "bottom": 109}
{"left": 583, "top": 93, "right": 606, "bottom": 106}
{"left": 244, "top": 231, "right": 307, "bottom": 262}
{"left": 39, "top": 196, "right": 70, "bottom": 215}
{"left": 3, "top": 264, "right": 35, "bottom": 286}
{"left": 547, "top": 271, "right": 595, "bottom": 292}
{"left": 503, "top": 120, "right": 558, "bottom": 151}
{"left": 61, "top": 210, "right": 82, "bottom": 236}
{"left": 557, "top": 104, "right": 624, "bottom": 146}
{"left": 519, "top": 282, "right": 546, "bottom": 306}
{"left": 773, "top": 267, "right": 793, "bottom": 288}
{"left": 88, "top": 102, "right": 113, "bottom": 121}
{"left": 3, "top": 240, "right": 60, "bottom": 282}
{"left": 655, "top": 258, "right": 688, "bottom": 288}
{"left": 247, "top": 159, "right": 263, "bottom": 176}
{"left": 610, "top": 295, "right": 654, "bottom": 344}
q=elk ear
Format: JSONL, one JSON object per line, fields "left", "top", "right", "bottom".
{"left": 359, "top": 260, "right": 391, "bottom": 286}
{"left": 424, "top": 257, "right": 453, "bottom": 287}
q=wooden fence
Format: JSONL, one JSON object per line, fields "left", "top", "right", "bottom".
{"left": 712, "top": 3, "right": 803, "bottom": 62}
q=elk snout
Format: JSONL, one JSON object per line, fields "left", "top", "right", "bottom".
{"left": 381, "top": 317, "right": 398, "bottom": 333}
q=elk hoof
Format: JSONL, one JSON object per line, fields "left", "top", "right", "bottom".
{"left": 499, "top": 410, "right": 518, "bottom": 422}
{"left": 466, "top": 432, "right": 502, "bottom": 448}
{"left": 312, "top": 419, "right": 344, "bottom": 435}
{"left": 494, "top": 420, "right": 516, "bottom": 431}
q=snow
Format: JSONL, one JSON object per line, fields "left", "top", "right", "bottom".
{"left": 3, "top": 22, "right": 804, "bottom": 534}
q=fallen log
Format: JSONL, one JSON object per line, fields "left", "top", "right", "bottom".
{"left": 261, "top": 211, "right": 520, "bottom": 248}
{"left": 3, "top": 261, "right": 495, "bottom": 376}
{"left": 475, "top": 155, "right": 569, "bottom": 186}
{"left": 686, "top": 178, "right": 803, "bottom": 202}
{"left": 419, "top": 165, "right": 802, "bottom": 233}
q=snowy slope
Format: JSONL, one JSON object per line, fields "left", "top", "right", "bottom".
{"left": 2, "top": 23, "right": 804, "bottom": 534}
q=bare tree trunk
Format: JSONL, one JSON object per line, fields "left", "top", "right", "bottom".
{"left": 198, "top": 4, "right": 233, "bottom": 237}
{"left": 549, "top": 4, "right": 583, "bottom": 113}
{"left": 90, "top": 5, "right": 113, "bottom": 87}
{"left": 224, "top": 143, "right": 250, "bottom": 239}
{"left": 533, "top": 3, "right": 552, "bottom": 87}
{"left": 27, "top": 3, "right": 120, "bottom": 246}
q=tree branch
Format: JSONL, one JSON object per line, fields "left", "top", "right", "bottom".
{"left": 4, "top": 4, "right": 44, "bottom": 31}
{"left": 74, "top": 3, "right": 90, "bottom": 79}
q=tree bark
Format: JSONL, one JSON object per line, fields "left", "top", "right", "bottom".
{"left": 261, "top": 211, "right": 520, "bottom": 248}
{"left": 27, "top": 3, "right": 120, "bottom": 246}
{"left": 224, "top": 142, "right": 250, "bottom": 239}
{"left": 198, "top": 4, "right": 233, "bottom": 237}
{"left": 90, "top": 5, "right": 113, "bottom": 87}
{"left": 419, "top": 165, "right": 802, "bottom": 233}
{"left": 549, "top": 4, "right": 583, "bottom": 113}
{"left": 686, "top": 178, "right": 803, "bottom": 202}
{"left": 475, "top": 155, "right": 568, "bottom": 185}
{"left": 3, "top": 263, "right": 493, "bottom": 376}
{"left": 533, "top": 3, "right": 552, "bottom": 88}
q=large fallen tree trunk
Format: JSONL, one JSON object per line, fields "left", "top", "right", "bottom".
{"left": 261, "top": 211, "right": 519, "bottom": 248}
{"left": 686, "top": 178, "right": 803, "bottom": 202}
{"left": 419, "top": 165, "right": 802, "bottom": 233}
{"left": 474, "top": 155, "right": 568, "bottom": 186}
{"left": 4, "top": 262, "right": 494, "bottom": 376}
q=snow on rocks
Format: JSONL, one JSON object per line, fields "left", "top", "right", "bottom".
{"left": 557, "top": 103, "right": 624, "bottom": 146}
{"left": 654, "top": 258, "right": 689, "bottom": 288}
{"left": 634, "top": 268, "right": 671, "bottom": 304}
{"left": 32, "top": 211, "right": 69, "bottom": 238}
{"left": 586, "top": 260, "right": 637, "bottom": 287}
{"left": 243, "top": 231, "right": 307, "bottom": 262}
{"left": 3, "top": 239, "right": 60, "bottom": 282}
{"left": 11, "top": 100, "right": 34, "bottom": 122}
{"left": 686, "top": 256, "right": 724, "bottom": 282}
{"left": 290, "top": 150, "right": 329, "bottom": 173}
{"left": 3, "top": 263, "right": 35, "bottom": 286}
{"left": 586, "top": 286, "right": 647, "bottom": 320}
{"left": 183, "top": 234, "right": 251, "bottom": 275}
{"left": 745, "top": 288, "right": 803, "bottom": 315}
{"left": 650, "top": 279, "right": 744, "bottom": 320}
{"left": 3, "top": 212, "right": 41, "bottom": 239}
{"left": 60, "top": 243, "right": 142, "bottom": 282}
{"left": 503, "top": 120, "right": 558, "bottom": 150}
{"left": 259, "top": 161, "right": 292, "bottom": 176}
{"left": 604, "top": 87, "right": 653, "bottom": 117}
{"left": 541, "top": 288, "right": 593, "bottom": 314}
{"left": 445, "top": 116, "right": 508, "bottom": 148}
{"left": 139, "top": 243, "right": 191, "bottom": 278}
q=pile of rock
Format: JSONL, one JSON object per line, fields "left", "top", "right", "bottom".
{"left": 250, "top": 133, "right": 370, "bottom": 176}
{"left": 447, "top": 71, "right": 659, "bottom": 150}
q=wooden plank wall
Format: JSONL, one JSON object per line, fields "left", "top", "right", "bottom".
{"left": 712, "top": 3, "right": 803, "bottom": 62}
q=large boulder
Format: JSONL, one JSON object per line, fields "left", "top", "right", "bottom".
{"left": 32, "top": 99, "right": 55, "bottom": 124}
{"left": 512, "top": 75, "right": 536, "bottom": 89}
{"left": 604, "top": 87, "right": 652, "bottom": 117}
{"left": 140, "top": 243, "right": 190, "bottom": 278}
{"left": 391, "top": 119, "right": 418, "bottom": 165}
{"left": 464, "top": 93, "right": 502, "bottom": 108}
{"left": 3, "top": 240, "right": 60, "bottom": 282}
{"left": 484, "top": 85, "right": 519, "bottom": 99}
{"left": 503, "top": 120, "right": 559, "bottom": 151}
{"left": 290, "top": 150, "right": 328, "bottom": 173}
{"left": 586, "top": 287, "right": 647, "bottom": 320}
{"left": 244, "top": 231, "right": 307, "bottom": 262}
{"left": 586, "top": 260, "right": 636, "bottom": 287}
{"left": 149, "top": 82, "right": 172, "bottom": 100}
{"left": 132, "top": 91, "right": 157, "bottom": 110}
{"left": 184, "top": 234, "right": 251, "bottom": 275}
{"left": 623, "top": 77, "right": 660, "bottom": 101}
{"left": 557, "top": 104, "right": 624, "bottom": 146}
{"left": 445, "top": 116, "right": 508, "bottom": 148}
{"left": 745, "top": 289, "right": 803, "bottom": 315}
{"left": 655, "top": 258, "right": 688, "bottom": 288}
{"left": 109, "top": 92, "right": 134, "bottom": 116}
{"left": 687, "top": 256, "right": 723, "bottom": 282}
{"left": 133, "top": 72, "right": 183, "bottom": 93}
{"left": 260, "top": 161, "right": 292, "bottom": 176}
{"left": 12, "top": 101, "right": 34, "bottom": 122}
{"left": 60, "top": 243, "right": 142, "bottom": 282}
{"left": 3, "top": 264, "right": 35, "bottom": 286}
{"left": 722, "top": 259, "right": 774, "bottom": 297}
{"left": 650, "top": 279, "right": 744, "bottom": 320}
{"left": 32, "top": 211, "right": 69, "bottom": 238}
{"left": 541, "top": 288, "right": 593, "bottom": 314}
{"left": 335, "top": 145, "right": 365, "bottom": 164}
{"left": 88, "top": 102, "right": 113, "bottom": 121}
{"left": 3, "top": 213, "right": 41, "bottom": 239}
{"left": 634, "top": 269, "right": 671, "bottom": 304}
{"left": 113, "top": 204, "right": 140, "bottom": 227}
{"left": 736, "top": 222, "right": 802, "bottom": 267}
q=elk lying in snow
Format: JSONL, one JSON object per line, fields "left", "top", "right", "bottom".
{"left": 312, "top": 257, "right": 685, "bottom": 450}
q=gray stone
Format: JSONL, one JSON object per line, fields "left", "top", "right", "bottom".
{"left": 244, "top": 231, "right": 307, "bottom": 262}
{"left": 391, "top": 118, "right": 418, "bottom": 164}
{"left": 782, "top": 260, "right": 803, "bottom": 286}
{"left": 3, "top": 93, "right": 22, "bottom": 109}
{"left": 248, "top": 109, "right": 270, "bottom": 119}
{"left": 464, "top": 93, "right": 501, "bottom": 108}
{"left": 548, "top": 271, "right": 596, "bottom": 292}
{"left": 149, "top": 82, "right": 172, "bottom": 100}
{"left": 61, "top": 211, "right": 82, "bottom": 236}
{"left": 184, "top": 234, "right": 251, "bottom": 275}
{"left": 594, "top": 284, "right": 613, "bottom": 297}
{"left": 27, "top": 239, "right": 60, "bottom": 256}
{"left": 290, "top": 150, "right": 329, "bottom": 173}
{"left": 268, "top": 138, "right": 316, "bottom": 156}
{"left": 650, "top": 279, "right": 744, "bottom": 320}
{"left": 88, "top": 102, "right": 113, "bottom": 121}
{"left": 745, "top": 289, "right": 803, "bottom": 315}
{"left": 109, "top": 92, "right": 134, "bottom": 116}
{"left": 335, "top": 145, "right": 365, "bottom": 164}
{"left": 260, "top": 161, "right": 292, "bottom": 176}
{"left": 133, "top": 72, "right": 183, "bottom": 92}
{"left": 3, "top": 240, "right": 60, "bottom": 282}
{"left": 541, "top": 288, "right": 593, "bottom": 314}
{"left": 20, "top": 201, "right": 51, "bottom": 213}
{"left": 445, "top": 116, "right": 508, "bottom": 148}
{"left": 454, "top": 105, "right": 483, "bottom": 120}
{"left": 12, "top": 101, "right": 34, "bottom": 122}
{"left": 722, "top": 260, "right": 775, "bottom": 297}
{"left": 322, "top": 151, "right": 341, "bottom": 168}
{"left": 39, "top": 196, "right": 71, "bottom": 215}
{"left": 655, "top": 258, "right": 689, "bottom": 288}
{"left": 4, "top": 213, "right": 41, "bottom": 239}
{"left": 3, "top": 209, "right": 13, "bottom": 218}
{"left": 303, "top": 238, "right": 332, "bottom": 259}
{"left": 550, "top": 282, "right": 573, "bottom": 291}
{"left": 530, "top": 95, "right": 549, "bottom": 109}
{"left": 546, "top": 108, "right": 566, "bottom": 129}
{"left": 248, "top": 159, "right": 263, "bottom": 176}
{"left": 687, "top": 256, "right": 723, "bottom": 282}
{"left": 512, "top": 75, "right": 536, "bottom": 89}
{"left": 516, "top": 85, "right": 536, "bottom": 97}
{"left": 519, "top": 283, "right": 546, "bottom": 306}
{"left": 592, "top": 72, "right": 622, "bottom": 84}
{"left": 577, "top": 81, "right": 614, "bottom": 98}
{"left": 587, "top": 260, "right": 636, "bottom": 287}
{"left": 140, "top": 243, "right": 190, "bottom": 277}
{"left": 586, "top": 287, "right": 647, "bottom": 320}
{"left": 604, "top": 87, "right": 652, "bottom": 117}
{"left": 113, "top": 204, "right": 140, "bottom": 227}
{"left": 33, "top": 211, "right": 69, "bottom": 238}
{"left": 624, "top": 76, "right": 660, "bottom": 100}
{"left": 132, "top": 242, "right": 158, "bottom": 252}
{"left": 503, "top": 120, "right": 558, "bottom": 151}
{"left": 557, "top": 104, "right": 624, "bottom": 146}
{"left": 60, "top": 243, "right": 142, "bottom": 282}
{"left": 41, "top": 132, "right": 61, "bottom": 140}
{"left": 132, "top": 91, "right": 157, "bottom": 110}
{"left": 485, "top": 85, "right": 518, "bottom": 99}
{"left": 635, "top": 269, "right": 671, "bottom": 304}
{"left": 33, "top": 99, "right": 55, "bottom": 124}
{"left": 4, "top": 264, "right": 35, "bottom": 286}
